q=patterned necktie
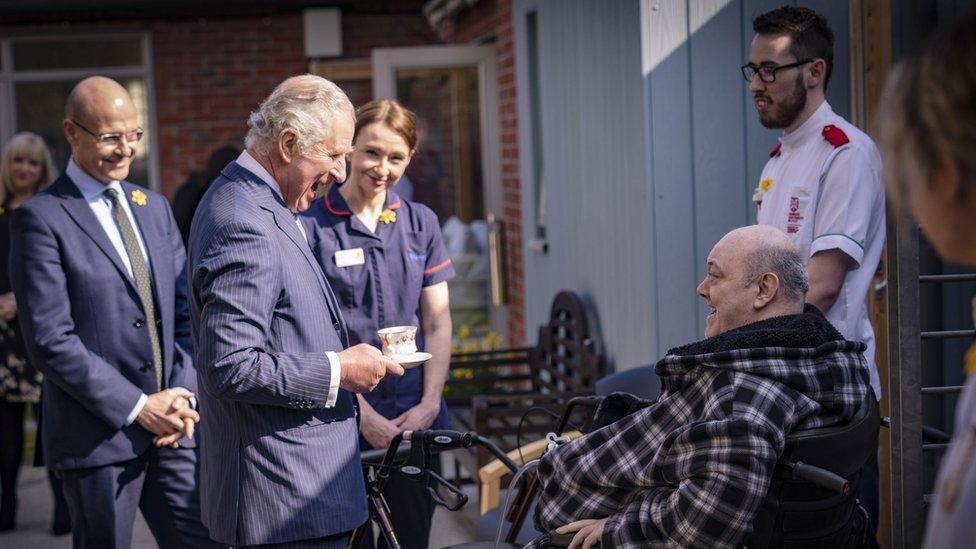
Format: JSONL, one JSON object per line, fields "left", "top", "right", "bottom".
{"left": 106, "top": 188, "right": 163, "bottom": 390}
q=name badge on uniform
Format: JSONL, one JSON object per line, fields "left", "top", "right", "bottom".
{"left": 334, "top": 248, "right": 365, "bottom": 268}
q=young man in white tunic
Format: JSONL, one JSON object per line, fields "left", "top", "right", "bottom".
{"left": 745, "top": 6, "right": 885, "bottom": 545}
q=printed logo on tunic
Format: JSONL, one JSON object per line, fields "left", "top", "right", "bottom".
{"left": 786, "top": 196, "right": 804, "bottom": 234}
{"left": 408, "top": 251, "right": 427, "bottom": 262}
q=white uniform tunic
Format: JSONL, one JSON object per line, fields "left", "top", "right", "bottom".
{"left": 756, "top": 101, "right": 885, "bottom": 398}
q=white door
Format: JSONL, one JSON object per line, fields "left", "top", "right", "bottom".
{"left": 373, "top": 45, "right": 507, "bottom": 341}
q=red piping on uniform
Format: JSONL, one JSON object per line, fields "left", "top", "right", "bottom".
{"left": 388, "top": 197, "right": 402, "bottom": 210}
{"left": 424, "top": 259, "right": 452, "bottom": 275}
{"left": 324, "top": 193, "right": 352, "bottom": 216}
{"left": 770, "top": 143, "right": 782, "bottom": 157}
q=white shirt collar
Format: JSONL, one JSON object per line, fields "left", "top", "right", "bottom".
{"left": 66, "top": 158, "right": 123, "bottom": 200}
{"left": 779, "top": 100, "right": 832, "bottom": 150}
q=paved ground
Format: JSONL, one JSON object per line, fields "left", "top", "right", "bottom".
{"left": 0, "top": 459, "right": 476, "bottom": 548}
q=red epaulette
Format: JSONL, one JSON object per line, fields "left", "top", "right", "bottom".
{"left": 822, "top": 124, "right": 849, "bottom": 148}
{"left": 770, "top": 143, "right": 782, "bottom": 157}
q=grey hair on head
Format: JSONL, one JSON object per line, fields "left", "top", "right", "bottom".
{"left": 745, "top": 244, "right": 809, "bottom": 302}
{"left": 245, "top": 74, "right": 353, "bottom": 157}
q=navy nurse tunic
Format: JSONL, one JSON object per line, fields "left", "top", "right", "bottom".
{"left": 302, "top": 185, "right": 455, "bottom": 437}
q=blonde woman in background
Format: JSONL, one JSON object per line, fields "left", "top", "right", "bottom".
{"left": 876, "top": 13, "right": 976, "bottom": 549}
{"left": 0, "top": 132, "right": 69, "bottom": 535}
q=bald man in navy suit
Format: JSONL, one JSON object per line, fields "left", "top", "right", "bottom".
{"left": 10, "top": 76, "right": 217, "bottom": 548}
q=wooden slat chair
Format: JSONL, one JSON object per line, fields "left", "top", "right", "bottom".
{"left": 446, "top": 291, "right": 605, "bottom": 490}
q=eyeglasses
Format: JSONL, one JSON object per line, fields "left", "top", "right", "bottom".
{"left": 740, "top": 59, "right": 813, "bottom": 83}
{"left": 70, "top": 119, "right": 144, "bottom": 147}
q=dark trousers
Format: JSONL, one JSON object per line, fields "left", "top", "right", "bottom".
{"left": 357, "top": 459, "right": 439, "bottom": 549}
{"left": 0, "top": 400, "right": 68, "bottom": 532}
{"left": 59, "top": 445, "right": 220, "bottom": 549}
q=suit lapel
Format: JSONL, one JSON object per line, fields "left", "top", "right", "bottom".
{"left": 268, "top": 207, "right": 346, "bottom": 336}
{"left": 123, "top": 183, "right": 170, "bottom": 300}
{"left": 230, "top": 162, "right": 349, "bottom": 344}
{"left": 56, "top": 176, "right": 138, "bottom": 294}
{"left": 124, "top": 182, "right": 175, "bottom": 373}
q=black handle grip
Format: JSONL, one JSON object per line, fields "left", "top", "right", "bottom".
{"left": 414, "top": 429, "right": 476, "bottom": 449}
{"left": 791, "top": 461, "right": 850, "bottom": 495}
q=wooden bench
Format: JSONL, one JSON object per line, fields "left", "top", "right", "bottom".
{"left": 445, "top": 291, "right": 605, "bottom": 489}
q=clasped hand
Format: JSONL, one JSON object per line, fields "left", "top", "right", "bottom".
{"left": 0, "top": 292, "right": 17, "bottom": 322}
{"left": 135, "top": 387, "right": 200, "bottom": 448}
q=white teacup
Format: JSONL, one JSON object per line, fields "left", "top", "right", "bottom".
{"left": 377, "top": 326, "right": 418, "bottom": 357}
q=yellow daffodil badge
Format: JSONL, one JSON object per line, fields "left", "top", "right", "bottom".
{"left": 378, "top": 209, "right": 396, "bottom": 224}
{"left": 964, "top": 340, "right": 976, "bottom": 377}
{"left": 131, "top": 189, "right": 148, "bottom": 207}
{"left": 753, "top": 177, "right": 773, "bottom": 205}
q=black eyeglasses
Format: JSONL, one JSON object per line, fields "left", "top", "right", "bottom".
{"left": 741, "top": 59, "right": 813, "bottom": 83}
{"left": 70, "top": 119, "right": 144, "bottom": 147}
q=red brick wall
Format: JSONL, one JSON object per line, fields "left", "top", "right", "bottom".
{"left": 152, "top": 3, "right": 436, "bottom": 200}
{"left": 152, "top": 13, "right": 307, "bottom": 199}
{"left": 434, "top": 0, "right": 525, "bottom": 346}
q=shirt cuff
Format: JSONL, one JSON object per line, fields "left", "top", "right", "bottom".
{"left": 325, "top": 351, "right": 341, "bottom": 408}
{"left": 171, "top": 386, "right": 197, "bottom": 411}
{"left": 126, "top": 393, "right": 148, "bottom": 426}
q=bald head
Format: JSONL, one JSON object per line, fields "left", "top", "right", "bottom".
{"left": 66, "top": 76, "right": 136, "bottom": 126}
{"left": 698, "top": 225, "right": 808, "bottom": 337}
{"left": 716, "top": 225, "right": 796, "bottom": 254}
{"left": 63, "top": 76, "right": 141, "bottom": 184}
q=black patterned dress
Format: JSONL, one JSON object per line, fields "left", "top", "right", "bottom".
{"left": 0, "top": 206, "right": 41, "bottom": 404}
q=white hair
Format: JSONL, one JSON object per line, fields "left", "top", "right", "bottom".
{"left": 245, "top": 74, "right": 353, "bottom": 156}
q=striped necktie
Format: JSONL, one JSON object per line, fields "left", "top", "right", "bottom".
{"left": 106, "top": 188, "right": 163, "bottom": 390}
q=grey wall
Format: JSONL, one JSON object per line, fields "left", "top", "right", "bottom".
{"left": 513, "top": 0, "right": 850, "bottom": 370}
{"left": 514, "top": 0, "right": 652, "bottom": 372}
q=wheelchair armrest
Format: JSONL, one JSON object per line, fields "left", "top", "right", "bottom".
{"left": 531, "top": 532, "right": 576, "bottom": 548}
{"left": 477, "top": 430, "right": 583, "bottom": 514}
{"left": 922, "top": 425, "right": 951, "bottom": 444}
{"left": 787, "top": 460, "right": 851, "bottom": 495}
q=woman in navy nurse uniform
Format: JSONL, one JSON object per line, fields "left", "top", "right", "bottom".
{"left": 302, "top": 99, "right": 454, "bottom": 549}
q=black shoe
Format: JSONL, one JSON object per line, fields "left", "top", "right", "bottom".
{"left": 51, "top": 500, "right": 71, "bottom": 535}
{"left": 0, "top": 496, "right": 15, "bottom": 532}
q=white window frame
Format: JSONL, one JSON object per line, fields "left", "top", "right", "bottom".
{"left": 0, "top": 32, "right": 160, "bottom": 191}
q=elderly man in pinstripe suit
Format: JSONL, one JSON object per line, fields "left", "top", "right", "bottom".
{"left": 188, "top": 75, "right": 404, "bottom": 548}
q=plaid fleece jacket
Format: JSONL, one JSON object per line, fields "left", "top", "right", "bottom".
{"left": 530, "top": 309, "right": 871, "bottom": 548}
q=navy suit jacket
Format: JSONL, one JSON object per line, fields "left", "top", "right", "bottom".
{"left": 9, "top": 173, "right": 195, "bottom": 470}
{"left": 187, "top": 161, "right": 365, "bottom": 545}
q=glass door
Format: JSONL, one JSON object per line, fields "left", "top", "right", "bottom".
{"left": 372, "top": 45, "right": 506, "bottom": 344}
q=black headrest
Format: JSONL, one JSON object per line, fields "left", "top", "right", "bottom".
{"left": 782, "top": 396, "right": 879, "bottom": 477}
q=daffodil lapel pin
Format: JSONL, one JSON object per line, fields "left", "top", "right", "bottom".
{"left": 753, "top": 177, "right": 773, "bottom": 205}
{"left": 131, "top": 189, "right": 148, "bottom": 207}
{"left": 378, "top": 209, "right": 397, "bottom": 224}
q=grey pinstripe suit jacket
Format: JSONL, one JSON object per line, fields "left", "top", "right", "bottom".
{"left": 187, "top": 162, "right": 366, "bottom": 546}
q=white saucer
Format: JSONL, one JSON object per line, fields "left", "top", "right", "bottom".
{"left": 390, "top": 352, "right": 432, "bottom": 369}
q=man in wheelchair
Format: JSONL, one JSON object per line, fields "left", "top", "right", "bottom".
{"left": 530, "top": 226, "right": 872, "bottom": 548}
